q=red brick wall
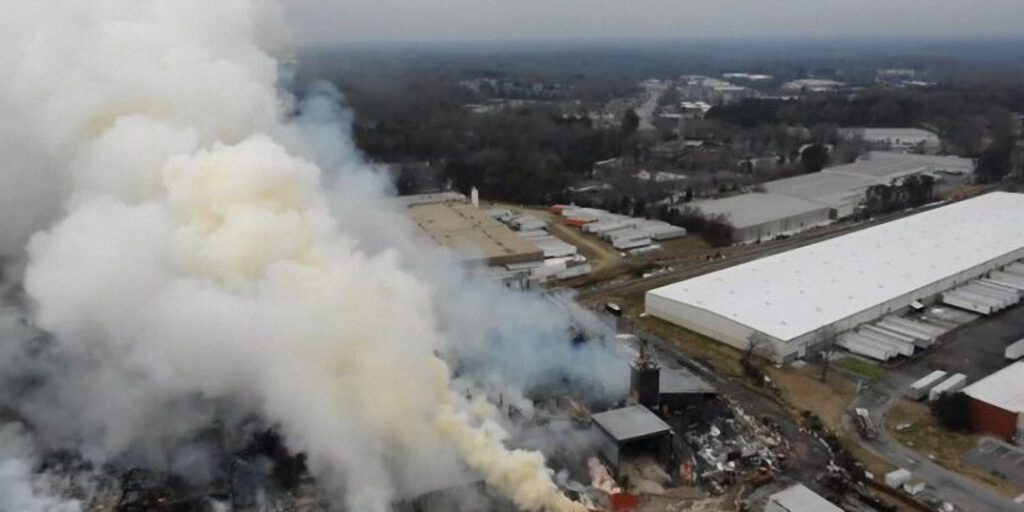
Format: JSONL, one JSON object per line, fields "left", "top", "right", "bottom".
{"left": 969, "top": 398, "right": 1017, "bottom": 440}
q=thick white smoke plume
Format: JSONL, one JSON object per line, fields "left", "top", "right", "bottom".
{"left": 0, "top": 1, "right": 625, "bottom": 511}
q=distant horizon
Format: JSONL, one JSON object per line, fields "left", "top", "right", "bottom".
{"left": 300, "top": 34, "right": 1024, "bottom": 51}
{"left": 287, "top": 0, "right": 1024, "bottom": 48}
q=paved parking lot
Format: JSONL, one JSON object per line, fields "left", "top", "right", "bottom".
{"left": 962, "top": 437, "right": 1024, "bottom": 487}
{"left": 894, "top": 302, "right": 1024, "bottom": 383}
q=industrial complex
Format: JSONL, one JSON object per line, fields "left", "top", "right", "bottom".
{"left": 687, "top": 151, "right": 973, "bottom": 243}
{"left": 400, "top": 192, "right": 544, "bottom": 266}
{"left": 648, "top": 192, "right": 1024, "bottom": 360}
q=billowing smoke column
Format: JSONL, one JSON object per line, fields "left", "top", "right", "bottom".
{"left": 0, "top": 1, "right": 623, "bottom": 510}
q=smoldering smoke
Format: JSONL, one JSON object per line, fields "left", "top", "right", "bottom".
{"left": 0, "top": 1, "right": 625, "bottom": 511}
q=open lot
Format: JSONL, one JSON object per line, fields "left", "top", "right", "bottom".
{"left": 963, "top": 438, "right": 1024, "bottom": 487}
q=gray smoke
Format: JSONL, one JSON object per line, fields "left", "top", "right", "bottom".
{"left": 0, "top": 1, "right": 625, "bottom": 510}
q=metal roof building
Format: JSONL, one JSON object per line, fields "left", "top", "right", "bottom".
{"left": 765, "top": 484, "right": 843, "bottom": 512}
{"left": 686, "top": 152, "right": 974, "bottom": 243}
{"left": 647, "top": 192, "right": 1024, "bottom": 361}
{"left": 591, "top": 405, "right": 673, "bottom": 475}
{"left": 763, "top": 151, "right": 973, "bottom": 218}
{"left": 688, "top": 193, "right": 832, "bottom": 244}
{"left": 841, "top": 127, "right": 940, "bottom": 151}
{"left": 964, "top": 362, "right": 1024, "bottom": 442}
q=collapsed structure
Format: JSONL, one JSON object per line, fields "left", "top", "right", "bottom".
{"left": 647, "top": 192, "right": 1024, "bottom": 361}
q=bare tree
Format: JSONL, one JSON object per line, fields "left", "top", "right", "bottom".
{"left": 816, "top": 326, "right": 839, "bottom": 382}
{"left": 743, "top": 332, "right": 772, "bottom": 365}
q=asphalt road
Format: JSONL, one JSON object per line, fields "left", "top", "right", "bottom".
{"left": 850, "top": 381, "right": 1020, "bottom": 511}
{"left": 848, "top": 307, "right": 1024, "bottom": 511}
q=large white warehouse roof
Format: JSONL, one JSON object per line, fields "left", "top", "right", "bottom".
{"left": 648, "top": 192, "right": 1024, "bottom": 342}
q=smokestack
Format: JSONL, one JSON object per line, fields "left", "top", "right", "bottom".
{"left": 630, "top": 340, "right": 660, "bottom": 408}
{"left": 470, "top": 186, "right": 479, "bottom": 208}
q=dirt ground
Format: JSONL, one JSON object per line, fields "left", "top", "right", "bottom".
{"left": 765, "top": 365, "right": 899, "bottom": 479}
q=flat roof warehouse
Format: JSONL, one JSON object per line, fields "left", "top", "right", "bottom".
{"left": 647, "top": 192, "right": 1024, "bottom": 360}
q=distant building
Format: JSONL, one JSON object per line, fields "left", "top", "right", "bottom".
{"left": 841, "top": 127, "right": 940, "bottom": 152}
{"left": 722, "top": 72, "right": 773, "bottom": 82}
{"left": 764, "top": 483, "right": 843, "bottom": 512}
{"left": 678, "top": 75, "right": 757, "bottom": 105}
{"left": 687, "top": 193, "right": 833, "bottom": 244}
{"left": 399, "top": 193, "right": 543, "bottom": 266}
{"left": 633, "top": 170, "right": 688, "bottom": 183}
{"left": 964, "top": 362, "right": 1024, "bottom": 444}
{"left": 781, "top": 79, "right": 845, "bottom": 94}
{"left": 683, "top": 151, "right": 974, "bottom": 243}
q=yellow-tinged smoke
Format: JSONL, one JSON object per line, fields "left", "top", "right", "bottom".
{"left": 436, "top": 404, "right": 588, "bottom": 512}
{"left": 3, "top": 2, "right": 596, "bottom": 511}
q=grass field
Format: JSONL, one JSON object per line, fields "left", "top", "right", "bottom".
{"left": 836, "top": 356, "right": 887, "bottom": 379}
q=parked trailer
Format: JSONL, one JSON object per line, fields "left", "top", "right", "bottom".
{"left": 857, "top": 330, "right": 915, "bottom": 357}
{"left": 971, "top": 279, "right": 1020, "bottom": 297}
{"left": 872, "top": 319, "right": 929, "bottom": 344}
{"left": 863, "top": 324, "right": 919, "bottom": 345}
{"left": 982, "top": 276, "right": 1024, "bottom": 293}
{"left": 611, "top": 232, "right": 651, "bottom": 250}
{"left": 928, "top": 373, "right": 967, "bottom": 402}
{"left": 1004, "top": 261, "right": 1024, "bottom": 275}
{"left": 1006, "top": 338, "right": 1024, "bottom": 360}
{"left": 854, "top": 331, "right": 912, "bottom": 359}
{"left": 906, "top": 370, "right": 947, "bottom": 400}
{"left": 859, "top": 327, "right": 916, "bottom": 356}
{"left": 963, "top": 283, "right": 1018, "bottom": 307}
{"left": 584, "top": 219, "right": 633, "bottom": 234}
{"left": 961, "top": 282, "right": 1014, "bottom": 302}
{"left": 885, "top": 315, "right": 945, "bottom": 337}
{"left": 990, "top": 270, "right": 1024, "bottom": 288}
{"left": 838, "top": 334, "right": 896, "bottom": 361}
{"left": 978, "top": 278, "right": 1024, "bottom": 296}
{"left": 943, "top": 290, "right": 994, "bottom": 315}
{"left": 876, "top": 319, "right": 934, "bottom": 347}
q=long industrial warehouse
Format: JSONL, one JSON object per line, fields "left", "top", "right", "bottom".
{"left": 646, "top": 192, "right": 1024, "bottom": 361}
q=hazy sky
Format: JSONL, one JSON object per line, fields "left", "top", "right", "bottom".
{"left": 288, "top": 0, "right": 1024, "bottom": 44}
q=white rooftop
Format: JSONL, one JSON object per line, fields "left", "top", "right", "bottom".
{"left": 689, "top": 193, "right": 828, "bottom": 229}
{"left": 848, "top": 127, "right": 938, "bottom": 140}
{"left": 648, "top": 192, "right": 1024, "bottom": 341}
{"left": 964, "top": 362, "right": 1024, "bottom": 413}
{"left": 764, "top": 152, "right": 974, "bottom": 208}
{"left": 767, "top": 484, "right": 843, "bottom": 512}
{"left": 827, "top": 151, "right": 973, "bottom": 179}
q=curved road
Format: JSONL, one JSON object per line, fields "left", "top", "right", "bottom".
{"left": 850, "top": 379, "right": 1019, "bottom": 511}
